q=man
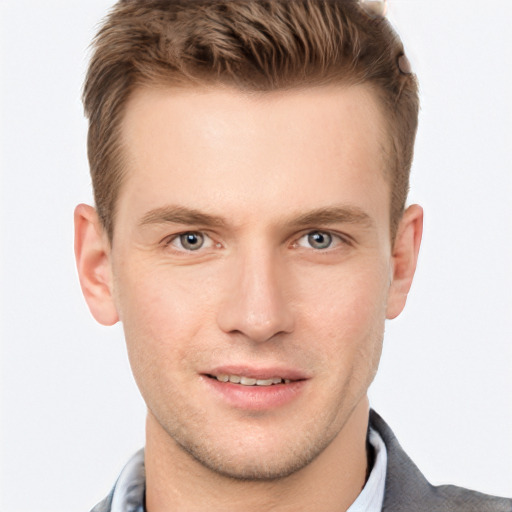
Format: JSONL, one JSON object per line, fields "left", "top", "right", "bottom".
{"left": 74, "top": 0, "right": 512, "bottom": 510}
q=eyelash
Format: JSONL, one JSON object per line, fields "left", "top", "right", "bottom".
{"left": 293, "top": 230, "right": 351, "bottom": 251}
{"left": 163, "top": 231, "right": 216, "bottom": 252}
{"left": 161, "top": 229, "right": 352, "bottom": 254}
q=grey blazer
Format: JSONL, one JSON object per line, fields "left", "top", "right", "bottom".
{"left": 91, "top": 410, "right": 512, "bottom": 511}
{"left": 370, "top": 410, "right": 512, "bottom": 512}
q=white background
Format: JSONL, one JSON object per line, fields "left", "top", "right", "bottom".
{"left": 1, "top": 1, "right": 511, "bottom": 511}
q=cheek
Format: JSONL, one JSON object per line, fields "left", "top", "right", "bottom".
{"left": 295, "top": 257, "right": 389, "bottom": 380}
{"left": 116, "top": 259, "right": 214, "bottom": 325}
{"left": 299, "top": 259, "right": 389, "bottom": 334}
{"left": 113, "top": 262, "right": 217, "bottom": 374}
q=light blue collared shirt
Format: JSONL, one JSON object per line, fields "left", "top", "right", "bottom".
{"left": 347, "top": 427, "right": 387, "bottom": 512}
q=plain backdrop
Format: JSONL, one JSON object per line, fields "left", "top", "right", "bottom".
{"left": 1, "top": 1, "right": 511, "bottom": 511}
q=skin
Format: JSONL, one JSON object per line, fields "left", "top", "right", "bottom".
{"left": 75, "top": 84, "right": 422, "bottom": 512}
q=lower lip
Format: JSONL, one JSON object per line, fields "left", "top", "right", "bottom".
{"left": 202, "top": 376, "right": 307, "bottom": 410}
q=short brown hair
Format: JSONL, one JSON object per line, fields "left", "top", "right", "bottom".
{"left": 83, "top": 0, "right": 419, "bottom": 240}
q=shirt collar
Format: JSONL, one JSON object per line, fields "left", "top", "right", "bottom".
{"left": 347, "top": 426, "right": 388, "bottom": 512}
{"left": 110, "top": 449, "right": 145, "bottom": 512}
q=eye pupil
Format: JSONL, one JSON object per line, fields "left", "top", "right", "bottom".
{"left": 180, "top": 232, "right": 204, "bottom": 250}
{"left": 308, "top": 231, "right": 332, "bottom": 249}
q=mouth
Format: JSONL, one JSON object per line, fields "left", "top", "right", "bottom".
{"left": 201, "top": 364, "right": 309, "bottom": 409}
{"left": 202, "top": 369, "right": 308, "bottom": 410}
{"left": 206, "top": 374, "right": 293, "bottom": 386}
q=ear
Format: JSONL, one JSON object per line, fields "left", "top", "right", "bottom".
{"left": 74, "top": 204, "right": 119, "bottom": 326}
{"left": 386, "top": 204, "right": 423, "bottom": 319}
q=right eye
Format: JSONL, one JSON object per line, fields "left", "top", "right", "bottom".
{"left": 166, "top": 231, "right": 213, "bottom": 252}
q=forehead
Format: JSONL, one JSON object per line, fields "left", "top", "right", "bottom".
{"left": 121, "top": 83, "right": 388, "bottom": 158}
{"left": 117, "top": 84, "right": 390, "bottom": 232}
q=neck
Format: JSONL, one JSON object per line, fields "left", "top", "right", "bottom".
{"left": 145, "top": 398, "right": 370, "bottom": 512}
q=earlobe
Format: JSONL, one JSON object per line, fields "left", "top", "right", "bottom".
{"left": 74, "top": 204, "right": 119, "bottom": 326}
{"left": 386, "top": 204, "right": 423, "bottom": 320}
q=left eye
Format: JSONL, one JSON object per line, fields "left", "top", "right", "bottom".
{"left": 297, "top": 231, "right": 338, "bottom": 250}
{"left": 168, "top": 232, "right": 213, "bottom": 251}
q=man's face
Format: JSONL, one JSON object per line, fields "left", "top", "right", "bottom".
{"left": 107, "top": 84, "right": 400, "bottom": 479}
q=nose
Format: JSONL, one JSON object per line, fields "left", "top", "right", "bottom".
{"left": 216, "top": 249, "right": 295, "bottom": 343}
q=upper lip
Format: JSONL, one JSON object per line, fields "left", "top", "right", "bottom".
{"left": 204, "top": 365, "right": 310, "bottom": 381}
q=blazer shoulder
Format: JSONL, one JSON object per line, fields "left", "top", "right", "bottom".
{"left": 369, "top": 410, "right": 512, "bottom": 512}
{"left": 429, "top": 483, "right": 512, "bottom": 512}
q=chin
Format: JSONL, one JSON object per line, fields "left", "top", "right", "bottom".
{"left": 173, "top": 427, "right": 337, "bottom": 482}
{"left": 186, "top": 449, "right": 318, "bottom": 482}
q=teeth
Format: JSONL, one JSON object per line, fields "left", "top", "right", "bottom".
{"left": 256, "top": 379, "right": 273, "bottom": 386}
{"left": 240, "top": 376, "right": 257, "bottom": 385}
{"left": 214, "top": 374, "right": 290, "bottom": 386}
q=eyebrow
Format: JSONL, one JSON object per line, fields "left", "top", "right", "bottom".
{"left": 139, "top": 206, "right": 227, "bottom": 228}
{"left": 285, "top": 206, "right": 375, "bottom": 230}
{"left": 138, "top": 204, "right": 374, "bottom": 230}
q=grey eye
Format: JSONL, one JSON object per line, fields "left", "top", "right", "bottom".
{"left": 307, "top": 231, "right": 332, "bottom": 249}
{"left": 179, "top": 232, "right": 205, "bottom": 250}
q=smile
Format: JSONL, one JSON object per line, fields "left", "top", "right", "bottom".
{"left": 210, "top": 374, "right": 292, "bottom": 386}
{"left": 202, "top": 370, "right": 308, "bottom": 410}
